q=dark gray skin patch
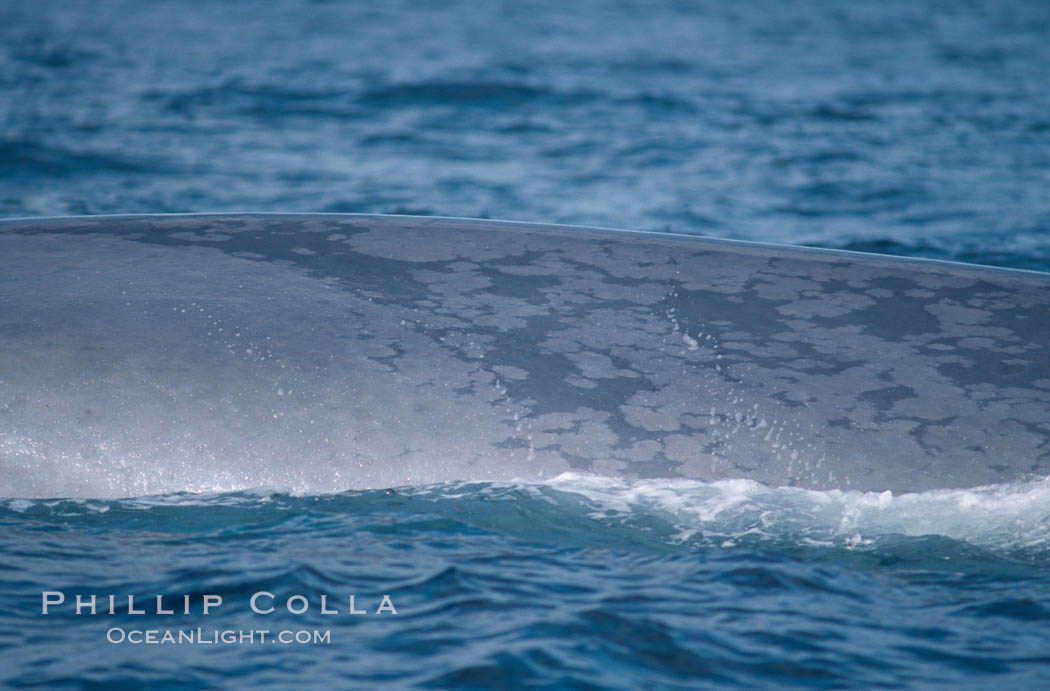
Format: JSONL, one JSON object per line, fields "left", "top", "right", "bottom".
{"left": 858, "top": 385, "right": 919, "bottom": 411}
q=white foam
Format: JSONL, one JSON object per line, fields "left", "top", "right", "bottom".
{"left": 541, "top": 472, "right": 1050, "bottom": 550}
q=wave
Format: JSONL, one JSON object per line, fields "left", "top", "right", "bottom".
{"left": 0, "top": 138, "right": 147, "bottom": 177}
{"left": 357, "top": 80, "right": 575, "bottom": 108}
{"left": 5, "top": 473, "right": 1050, "bottom": 561}
{"left": 544, "top": 473, "right": 1050, "bottom": 554}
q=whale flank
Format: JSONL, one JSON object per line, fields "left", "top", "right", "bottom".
{"left": 1, "top": 214, "right": 1048, "bottom": 497}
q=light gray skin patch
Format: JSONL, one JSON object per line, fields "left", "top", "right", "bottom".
{"left": 1, "top": 214, "right": 1048, "bottom": 497}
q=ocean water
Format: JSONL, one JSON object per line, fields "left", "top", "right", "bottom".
{"left": 6, "top": 477, "right": 1050, "bottom": 688}
{"left": 3, "top": 0, "right": 1050, "bottom": 688}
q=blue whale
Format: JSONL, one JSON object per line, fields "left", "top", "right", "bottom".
{"left": 2, "top": 214, "right": 1048, "bottom": 497}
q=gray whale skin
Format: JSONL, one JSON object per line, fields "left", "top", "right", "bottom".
{"left": 2, "top": 214, "right": 1049, "bottom": 498}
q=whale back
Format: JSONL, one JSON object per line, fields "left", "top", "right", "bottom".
{"left": 2, "top": 214, "right": 1048, "bottom": 497}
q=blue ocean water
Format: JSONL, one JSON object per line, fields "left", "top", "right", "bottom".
{"left": 3, "top": 0, "right": 1050, "bottom": 269}
{"left": 3, "top": 0, "right": 1050, "bottom": 687}
{"left": 5, "top": 478, "right": 1050, "bottom": 688}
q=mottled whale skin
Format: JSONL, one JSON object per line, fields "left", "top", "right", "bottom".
{"left": 2, "top": 214, "right": 1049, "bottom": 498}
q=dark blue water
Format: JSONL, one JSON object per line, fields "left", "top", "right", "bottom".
{"left": 3, "top": 0, "right": 1050, "bottom": 687}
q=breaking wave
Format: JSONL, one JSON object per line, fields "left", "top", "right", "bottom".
{"left": 6, "top": 472, "right": 1050, "bottom": 559}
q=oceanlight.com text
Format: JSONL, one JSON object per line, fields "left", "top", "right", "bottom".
{"left": 106, "top": 628, "right": 331, "bottom": 645}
